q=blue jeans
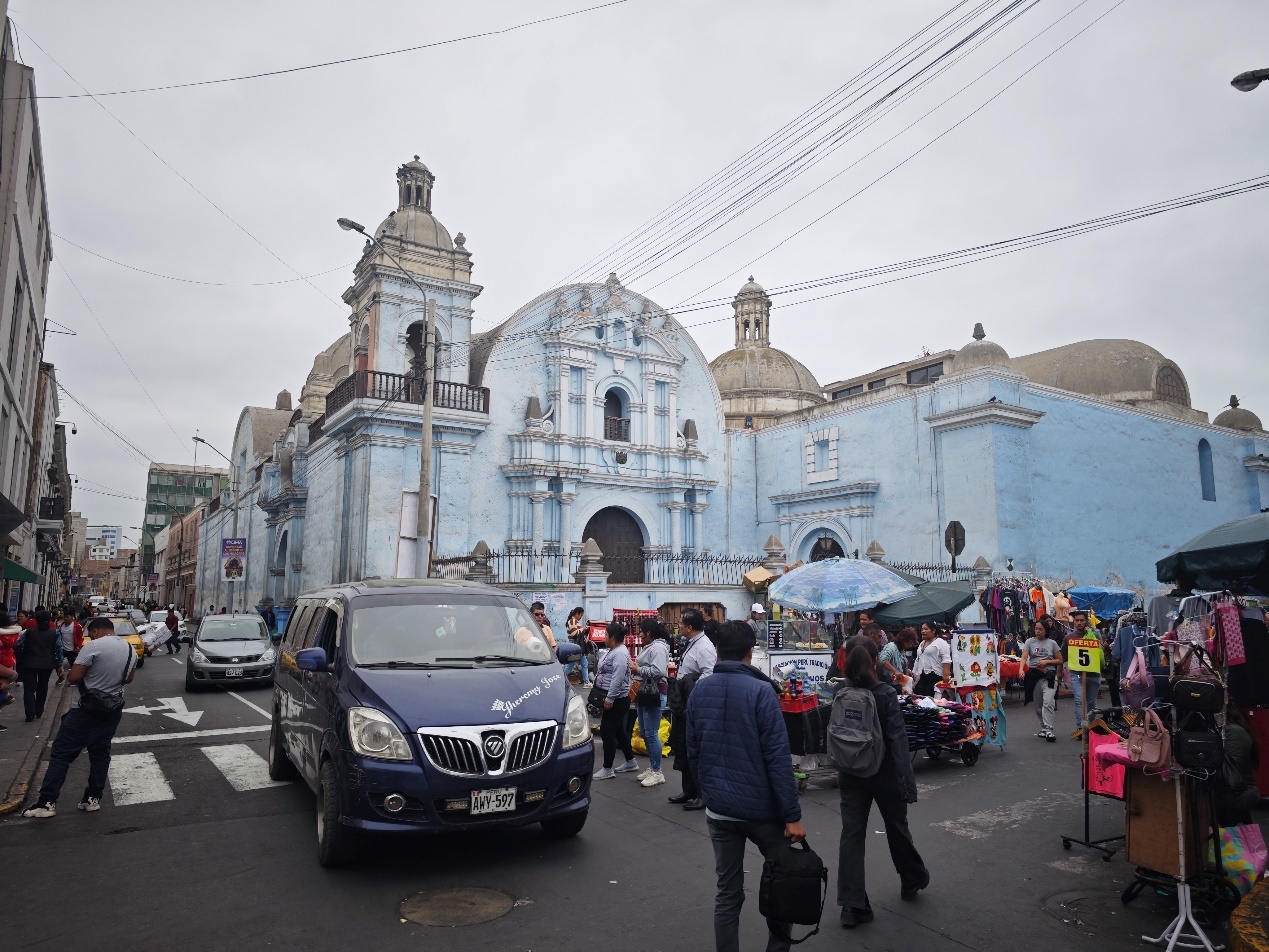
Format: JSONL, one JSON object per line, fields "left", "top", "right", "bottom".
{"left": 566, "top": 655, "right": 589, "bottom": 683}
{"left": 1070, "top": 672, "right": 1101, "bottom": 729}
{"left": 636, "top": 704, "right": 663, "bottom": 772}
{"left": 707, "top": 818, "right": 794, "bottom": 952}
{"left": 37, "top": 708, "right": 123, "bottom": 804}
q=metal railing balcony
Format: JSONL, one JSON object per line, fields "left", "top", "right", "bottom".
{"left": 325, "top": 370, "right": 490, "bottom": 417}
{"left": 603, "top": 416, "right": 631, "bottom": 442}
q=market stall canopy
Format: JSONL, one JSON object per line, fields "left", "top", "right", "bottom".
{"left": 768, "top": 557, "right": 918, "bottom": 613}
{"left": 872, "top": 580, "right": 976, "bottom": 626}
{"left": 743, "top": 566, "right": 776, "bottom": 591}
{"left": 1067, "top": 585, "right": 1138, "bottom": 616}
{"left": 1156, "top": 510, "right": 1269, "bottom": 593}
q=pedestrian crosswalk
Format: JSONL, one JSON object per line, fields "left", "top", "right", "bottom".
{"left": 106, "top": 742, "right": 292, "bottom": 806}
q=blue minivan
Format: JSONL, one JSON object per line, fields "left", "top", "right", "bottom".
{"left": 268, "top": 579, "right": 593, "bottom": 865}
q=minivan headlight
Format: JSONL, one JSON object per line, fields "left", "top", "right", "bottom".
{"left": 561, "top": 692, "right": 592, "bottom": 749}
{"left": 348, "top": 707, "right": 412, "bottom": 761}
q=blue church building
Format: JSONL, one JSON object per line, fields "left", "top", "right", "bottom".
{"left": 193, "top": 157, "right": 1269, "bottom": 621}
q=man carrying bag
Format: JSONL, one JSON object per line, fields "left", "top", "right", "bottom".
{"left": 688, "top": 621, "right": 813, "bottom": 952}
{"left": 23, "top": 617, "right": 136, "bottom": 818}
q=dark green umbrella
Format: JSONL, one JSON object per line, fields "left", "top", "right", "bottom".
{"left": 872, "top": 579, "right": 976, "bottom": 626}
{"left": 1156, "top": 510, "right": 1269, "bottom": 592}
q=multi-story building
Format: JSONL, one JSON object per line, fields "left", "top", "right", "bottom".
{"left": 85, "top": 525, "right": 122, "bottom": 557}
{"left": 65, "top": 509, "right": 87, "bottom": 567}
{"left": 0, "top": 17, "right": 56, "bottom": 612}
{"left": 152, "top": 525, "right": 168, "bottom": 602}
{"left": 142, "top": 462, "right": 228, "bottom": 577}
{"left": 163, "top": 504, "right": 202, "bottom": 616}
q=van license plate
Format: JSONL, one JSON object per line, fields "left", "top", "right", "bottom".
{"left": 225, "top": 667, "right": 243, "bottom": 678}
{"left": 470, "top": 787, "right": 516, "bottom": 815}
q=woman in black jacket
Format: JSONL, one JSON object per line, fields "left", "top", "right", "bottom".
{"left": 17, "top": 610, "right": 63, "bottom": 721}
{"left": 836, "top": 635, "right": 929, "bottom": 928}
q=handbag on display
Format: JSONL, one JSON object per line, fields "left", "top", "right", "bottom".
{"left": 758, "top": 840, "right": 828, "bottom": 945}
{"left": 1126, "top": 708, "right": 1170, "bottom": 769}
{"left": 1120, "top": 647, "right": 1155, "bottom": 710}
{"left": 1214, "top": 601, "right": 1247, "bottom": 666}
{"left": 1171, "top": 645, "right": 1225, "bottom": 713}
{"left": 1174, "top": 729, "right": 1223, "bottom": 771}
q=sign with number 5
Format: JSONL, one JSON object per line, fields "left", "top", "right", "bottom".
{"left": 1066, "top": 637, "right": 1102, "bottom": 672}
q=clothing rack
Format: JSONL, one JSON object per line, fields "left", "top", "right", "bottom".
{"left": 1061, "top": 703, "right": 1131, "bottom": 859}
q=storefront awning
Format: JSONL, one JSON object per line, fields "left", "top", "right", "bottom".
{"left": 3, "top": 558, "right": 42, "bottom": 584}
{"left": 0, "top": 492, "right": 25, "bottom": 537}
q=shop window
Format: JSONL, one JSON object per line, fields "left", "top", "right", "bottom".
{"left": 1198, "top": 439, "right": 1215, "bottom": 502}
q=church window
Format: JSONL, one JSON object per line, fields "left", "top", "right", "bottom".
{"left": 804, "top": 426, "right": 839, "bottom": 485}
{"left": 1155, "top": 366, "right": 1188, "bottom": 406}
{"left": 1198, "top": 439, "right": 1215, "bottom": 502}
{"left": 603, "top": 388, "right": 630, "bottom": 442}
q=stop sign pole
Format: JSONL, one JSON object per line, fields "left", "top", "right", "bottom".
{"left": 945, "top": 521, "right": 966, "bottom": 571}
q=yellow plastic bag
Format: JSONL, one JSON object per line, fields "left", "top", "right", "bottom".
{"left": 631, "top": 714, "right": 673, "bottom": 756}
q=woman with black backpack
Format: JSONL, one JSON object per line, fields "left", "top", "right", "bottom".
{"left": 834, "top": 635, "right": 928, "bottom": 928}
{"left": 16, "top": 610, "right": 64, "bottom": 722}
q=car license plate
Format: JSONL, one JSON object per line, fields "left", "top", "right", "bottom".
{"left": 225, "top": 667, "right": 244, "bottom": 678}
{"left": 470, "top": 787, "right": 516, "bottom": 815}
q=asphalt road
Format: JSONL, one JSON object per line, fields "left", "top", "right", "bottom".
{"left": 0, "top": 662, "right": 1232, "bottom": 951}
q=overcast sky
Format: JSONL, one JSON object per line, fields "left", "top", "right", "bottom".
{"left": 15, "top": 0, "right": 1269, "bottom": 532}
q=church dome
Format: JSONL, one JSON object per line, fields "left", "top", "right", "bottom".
{"left": 1213, "top": 396, "right": 1263, "bottom": 432}
{"left": 949, "top": 323, "right": 1011, "bottom": 374}
{"left": 374, "top": 206, "right": 453, "bottom": 250}
{"left": 710, "top": 347, "right": 823, "bottom": 395}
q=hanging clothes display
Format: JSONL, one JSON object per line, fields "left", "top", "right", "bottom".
{"left": 951, "top": 627, "right": 1006, "bottom": 749}
{"left": 980, "top": 576, "right": 1048, "bottom": 639}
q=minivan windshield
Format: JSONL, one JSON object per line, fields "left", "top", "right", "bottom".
{"left": 349, "top": 594, "right": 553, "bottom": 666}
{"left": 199, "top": 618, "right": 269, "bottom": 642}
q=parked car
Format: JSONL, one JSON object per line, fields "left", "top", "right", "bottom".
{"left": 268, "top": 579, "right": 592, "bottom": 866}
{"left": 186, "top": 615, "right": 277, "bottom": 691}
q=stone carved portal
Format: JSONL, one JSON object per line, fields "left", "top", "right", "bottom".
{"left": 582, "top": 507, "right": 644, "bottom": 584}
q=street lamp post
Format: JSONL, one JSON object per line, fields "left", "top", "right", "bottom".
{"left": 337, "top": 217, "right": 436, "bottom": 578}
{"left": 1231, "top": 68, "right": 1269, "bottom": 92}
{"left": 193, "top": 436, "right": 240, "bottom": 611}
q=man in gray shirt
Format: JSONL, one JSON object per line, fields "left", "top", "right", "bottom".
{"left": 24, "top": 617, "right": 136, "bottom": 818}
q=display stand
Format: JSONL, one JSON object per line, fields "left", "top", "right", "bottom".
{"left": 1142, "top": 777, "right": 1222, "bottom": 952}
{"left": 1061, "top": 704, "right": 1126, "bottom": 859}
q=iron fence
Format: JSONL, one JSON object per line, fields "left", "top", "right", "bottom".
{"left": 431, "top": 549, "right": 581, "bottom": 584}
{"left": 883, "top": 560, "right": 977, "bottom": 583}
{"left": 430, "top": 547, "right": 765, "bottom": 586}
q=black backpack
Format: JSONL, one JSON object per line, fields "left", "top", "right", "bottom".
{"left": 758, "top": 841, "right": 828, "bottom": 944}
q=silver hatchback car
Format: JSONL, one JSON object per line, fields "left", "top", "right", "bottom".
{"left": 185, "top": 614, "right": 278, "bottom": 691}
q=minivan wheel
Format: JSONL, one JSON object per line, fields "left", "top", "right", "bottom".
{"left": 267, "top": 706, "right": 297, "bottom": 782}
{"left": 316, "top": 760, "right": 360, "bottom": 866}
{"left": 541, "top": 809, "right": 588, "bottom": 838}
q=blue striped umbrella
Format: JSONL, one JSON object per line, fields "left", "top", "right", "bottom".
{"left": 768, "top": 558, "right": 919, "bottom": 613}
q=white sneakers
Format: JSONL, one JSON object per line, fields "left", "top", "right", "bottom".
{"left": 636, "top": 768, "right": 652, "bottom": 782}
{"left": 593, "top": 767, "right": 616, "bottom": 780}
{"left": 613, "top": 759, "right": 640, "bottom": 774}
{"left": 22, "top": 801, "right": 56, "bottom": 818}
{"left": 78, "top": 797, "right": 101, "bottom": 812}
{"left": 640, "top": 770, "right": 666, "bottom": 787}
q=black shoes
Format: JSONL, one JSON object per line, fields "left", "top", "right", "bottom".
{"left": 667, "top": 792, "right": 692, "bottom": 804}
{"left": 901, "top": 870, "right": 931, "bottom": 900}
{"left": 682, "top": 799, "right": 705, "bottom": 811}
{"left": 840, "top": 904, "right": 873, "bottom": 928}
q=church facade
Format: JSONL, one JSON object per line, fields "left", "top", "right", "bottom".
{"left": 193, "top": 157, "right": 1269, "bottom": 620}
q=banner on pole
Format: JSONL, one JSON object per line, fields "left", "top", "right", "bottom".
{"left": 221, "top": 538, "right": 246, "bottom": 581}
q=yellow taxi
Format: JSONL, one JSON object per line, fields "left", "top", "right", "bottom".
{"left": 89, "top": 616, "right": 147, "bottom": 669}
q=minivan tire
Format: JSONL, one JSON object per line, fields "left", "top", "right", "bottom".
{"left": 268, "top": 706, "right": 297, "bottom": 782}
{"left": 316, "top": 759, "right": 360, "bottom": 866}
{"left": 541, "top": 809, "right": 588, "bottom": 838}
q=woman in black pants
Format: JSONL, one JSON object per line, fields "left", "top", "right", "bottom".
{"left": 592, "top": 623, "right": 638, "bottom": 780}
{"left": 17, "top": 610, "right": 63, "bottom": 722}
{"left": 836, "top": 635, "right": 929, "bottom": 928}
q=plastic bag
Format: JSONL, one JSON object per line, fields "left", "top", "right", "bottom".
{"left": 631, "top": 715, "right": 671, "bottom": 756}
{"left": 1208, "top": 824, "right": 1269, "bottom": 895}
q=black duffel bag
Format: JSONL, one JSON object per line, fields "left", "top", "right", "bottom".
{"left": 1174, "top": 730, "right": 1223, "bottom": 771}
{"left": 1170, "top": 678, "right": 1223, "bottom": 713}
{"left": 759, "top": 841, "right": 828, "bottom": 945}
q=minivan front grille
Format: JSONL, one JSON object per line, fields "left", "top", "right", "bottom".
{"left": 506, "top": 726, "right": 556, "bottom": 773}
{"left": 419, "top": 734, "right": 483, "bottom": 776}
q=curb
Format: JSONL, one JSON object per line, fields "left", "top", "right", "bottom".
{"left": 0, "top": 676, "right": 72, "bottom": 816}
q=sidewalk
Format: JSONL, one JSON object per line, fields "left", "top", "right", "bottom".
{"left": 0, "top": 674, "right": 71, "bottom": 814}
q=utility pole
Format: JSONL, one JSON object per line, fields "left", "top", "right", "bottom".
{"left": 414, "top": 298, "right": 436, "bottom": 578}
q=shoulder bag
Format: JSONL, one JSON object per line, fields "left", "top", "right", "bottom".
{"left": 1126, "top": 708, "right": 1170, "bottom": 769}
{"left": 77, "top": 646, "right": 132, "bottom": 720}
{"left": 1171, "top": 644, "right": 1224, "bottom": 714}
{"left": 1120, "top": 647, "right": 1155, "bottom": 711}
{"left": 758, "top": 840, "right": 828, "bottom": 945}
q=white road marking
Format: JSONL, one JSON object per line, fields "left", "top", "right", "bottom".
{"left": 155, "top": 696, "right": 204, "bottom": 726}
{"left": 113, "top": 725, "right": 270, "bottom": 744}
{"left": 933, "top": 792, "right": 1080, "bottom": 840}
{"left": 108, "top": 752, "right": 176, "bottom": 805}
{"left": 200, "top": 743, "right": 288, "bottom": 791}
{"left": 226, "top": 690, "right": 271, "bottom": 719}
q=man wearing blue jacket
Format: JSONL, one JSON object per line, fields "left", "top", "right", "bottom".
{"left": 688, "top": 621, "right": 807, "bottom": 952}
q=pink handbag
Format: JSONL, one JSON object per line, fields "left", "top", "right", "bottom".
{"left": 1120, "top": 647, "right": 1154, "bottom": 710}
{"left": 1126, "top": 708, "right": 1170, "bottom": 770}
{"left": 1215, "top": 602, "right": 1246, "bottom": 666}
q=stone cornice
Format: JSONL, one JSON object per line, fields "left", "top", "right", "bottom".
{"left": 769, "top": 481, "right": 879, "bottom": 506}
{"left": 1244, "top": 454, "right": 1269, "bottom": 473}
{"left": 924, "top": 402, "right": 1045, "bottom": 433}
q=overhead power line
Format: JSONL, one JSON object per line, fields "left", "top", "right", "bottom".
{"left": 56, "top": 382, "right": 154, "bottom": 466}
{"left": 19, "top": 1, "right": 631, "bottom": 100}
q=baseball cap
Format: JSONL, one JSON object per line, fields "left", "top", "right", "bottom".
{"left": 751, "top": 603, "right": 766, "bottom": 614}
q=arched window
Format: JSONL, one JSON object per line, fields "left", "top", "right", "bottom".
{"left": 1156, "top": 366, "right": 1189, "bottom": 406}
{"left": 603, "top": 388, "right": 629, "bottom": 442}
{"left": 1198, "top": 439, "right": 1215, "bottom": 502}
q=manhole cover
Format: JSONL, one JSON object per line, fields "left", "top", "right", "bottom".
{"left": 400, "top": 888, "right": 515, "bottom": 927}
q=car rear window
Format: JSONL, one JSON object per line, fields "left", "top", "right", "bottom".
{"left": 106, "top": 618, "right": 138, "bottom": 636}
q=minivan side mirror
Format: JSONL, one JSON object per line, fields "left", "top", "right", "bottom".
{"left": 295, "top": 647, "right": 328, "bottom": 672}
{"left": 271, "top": 632, "right": 282, "bottom": 645}
{"left": 555, "top": 642, "right": 581, "bottom": 664}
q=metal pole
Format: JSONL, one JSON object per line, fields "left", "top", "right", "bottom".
{"left": 228, "top": 481, "right": 239, "bottom": 612}
{"left": 415, "top": 299, "right": 435, "bottom": 578}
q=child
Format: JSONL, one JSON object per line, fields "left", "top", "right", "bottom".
{"left": 0, "top": 611, "right": 22, "bottom": 725}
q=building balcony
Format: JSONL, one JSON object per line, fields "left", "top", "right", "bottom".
{"left": 325, "top": 370, "right": 490, "bottom": 418}
{"left": 603, "top": 416, "right": 631, "bottom": 442}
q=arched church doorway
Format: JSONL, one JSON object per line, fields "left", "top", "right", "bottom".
{"left": 809, "top": 534, "right": 845, "bottom": 562}
{"left": 582, "top": 507, "right": 644, "bottom": 583}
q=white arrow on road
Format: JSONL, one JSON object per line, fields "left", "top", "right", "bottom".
{"left": 122, "top": 697, "right": 204, "bottom": 727}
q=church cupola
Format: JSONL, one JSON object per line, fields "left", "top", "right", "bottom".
{"left": 397, "top": 155, "right": 434, "bottom": 213}
{"left": 732, "top": 276, "right": 771, "bottom": 348}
